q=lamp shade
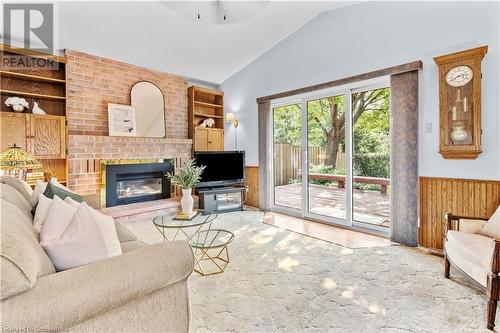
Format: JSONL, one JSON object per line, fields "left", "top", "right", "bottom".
{"left": 226, "top": 112, "right": 235, "bottom": 122}
{"left": 0, "top": 144, "right": 42, "bottom": 170}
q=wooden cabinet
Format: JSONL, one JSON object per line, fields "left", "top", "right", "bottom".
{"left": 194, "top": 128, "right": 224, "bottom": 151}
{"left": 31, "top": 115, "right": 66, "bottom": 159}
{"left": 0, "top": 113, "right": 66, "bottom": 159}
{"left": 188, "top": 86, "right": 224, "bottom": 152}
{"left": 0, "top": 113, "right": 28, "bottom": 151}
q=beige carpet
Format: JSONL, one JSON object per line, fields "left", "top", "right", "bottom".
{"left": 123, "top": 210, "right": 492, "bottom": 332}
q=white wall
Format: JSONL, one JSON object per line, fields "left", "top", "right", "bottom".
{"left": 220, "top": 1, "right": 500, "bottom": 180}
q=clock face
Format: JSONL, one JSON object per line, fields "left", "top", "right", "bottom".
{"left": 445, "top": 65, "right": 473, "bottom": 87}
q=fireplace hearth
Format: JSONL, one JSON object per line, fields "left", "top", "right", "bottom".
{"left": 104, "top": 161, "right": 173, "bottom": 207}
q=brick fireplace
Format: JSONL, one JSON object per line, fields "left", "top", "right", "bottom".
{"left": 65, "top": 49, "right": 192, "bottom": 195}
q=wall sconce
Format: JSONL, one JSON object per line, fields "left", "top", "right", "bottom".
{"left": 226, "top": 112, "right": 239, "bottom": 149}
{"left": 226, "top": 112, "right": 239, "bottom": 128}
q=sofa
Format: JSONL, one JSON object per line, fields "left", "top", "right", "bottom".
{"left": 444, "top": 211, "right": 499, "bottom": 330}
{"left": 0, "top": 176, "right": 194, "bottom": 332}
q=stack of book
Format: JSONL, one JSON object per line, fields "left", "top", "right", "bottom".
{"left": 174, "top": 210, "right": 198, "bottom": 220}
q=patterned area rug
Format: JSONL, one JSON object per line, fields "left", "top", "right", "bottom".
{"left": 123, "top": 210, "right": 491, "bottom": 332}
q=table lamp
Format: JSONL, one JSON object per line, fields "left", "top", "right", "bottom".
{"left": 0, "top": 144, "right": 42, "bottom": 180}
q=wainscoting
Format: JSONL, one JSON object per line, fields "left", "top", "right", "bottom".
{"left": 244, "top": 166, "right": 259, "bottom": 208}
{"left": 419, "top": 176, "right": 500, "bottom": 251}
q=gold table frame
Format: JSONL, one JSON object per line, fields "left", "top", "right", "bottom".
{"left": 189, "top": 229, "right": 234, "bottom": 276}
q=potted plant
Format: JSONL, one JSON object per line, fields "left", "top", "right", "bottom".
{"left": 167, "top": 159, "right": 205, "bottom": 214}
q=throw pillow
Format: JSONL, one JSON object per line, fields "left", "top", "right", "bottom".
{"left": 33, "top": 194, "right": 53, "bottom": 234}
{"left": 89, "top": 209, "right": 122, "bottom": 257}
{"left": 29, "top": 180, "right": 47, "bottom": 207}
{"left": 51, "top": 196, "right": 121, "bottom": 257}
{"left": 479, "top": 205, "right": 500, "bottom": 238}
{"left": 40, "top": 202, "right": 108, "bottom": 271}
{"left": 39, "top": 196, "right": 78, "bottom": 243}
{"left": 42, "top": 182, "right": 83, "bottom": 203}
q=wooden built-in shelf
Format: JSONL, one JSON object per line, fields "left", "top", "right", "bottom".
{"left": 0, "top": 70, "right": 66, "bottom": 84}
{"left": 194, "top": 112, "right": 224, "bottom": 119}
{"left": 188, "top": 86, "right": 224, "bottom": 152}
{"left": 0, "top": 89, "right": 66, "bottom": 101}
{"left": 194, "top": 101, "right": 223, "bottom": 109}
{"left": 0, "top": 43, "right": 68, "bottom": 189}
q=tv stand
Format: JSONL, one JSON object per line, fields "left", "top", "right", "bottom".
{"left": 196, "top": 185, "right": 245, "bottom": 213}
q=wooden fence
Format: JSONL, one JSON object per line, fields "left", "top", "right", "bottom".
{"left": 273, "top": 143, "right": 345, "bottom": 186}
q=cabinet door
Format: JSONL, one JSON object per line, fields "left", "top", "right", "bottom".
{"left": 31, "top": 115, "right": 66, "bottom": 159}
{"left": 0, "top": 113, "right": 28, "bottom": 151}
{"left": 194, "top": 128, "right": 208, "bottom": 151}
{"left": 208, "top": 129, "right": 224, "bottom": 151}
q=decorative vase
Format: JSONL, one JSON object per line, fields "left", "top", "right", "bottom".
{"left": 451, "top": 123, "right": 468, "bottom": 144}
{"left": 181, "top": 188, "right": 194, "bottom": 214}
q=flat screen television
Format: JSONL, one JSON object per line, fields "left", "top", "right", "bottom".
{"left": 194, "top": 151, "right": 245, "bottom": 188}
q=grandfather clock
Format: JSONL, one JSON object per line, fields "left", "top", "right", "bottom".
{"left": 433, "top": 46, "right": 488, "bottom": 159}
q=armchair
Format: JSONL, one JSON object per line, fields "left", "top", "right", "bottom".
{"left": 444, "top": 212, "right": 499, "bottom": 330}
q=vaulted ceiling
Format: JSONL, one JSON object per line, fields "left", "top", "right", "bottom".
{"left": 59, "top": 1, "right": 355, "bottom": 84}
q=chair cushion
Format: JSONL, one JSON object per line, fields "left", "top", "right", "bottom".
{"left": 479, "top": 205, "right": 500, "bottom": 238}
{"left": 446, "top": 231, "right": 493, "bottom": 271}
{"left": 0, "top": 200, "right": 55, "bottom": 300}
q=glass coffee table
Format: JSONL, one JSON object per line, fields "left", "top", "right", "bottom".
{"left": 152, "top": 210, "right": 217, "bottom": 241}
{"left": 188, "top": 229, "right": 235, "bottom": 276}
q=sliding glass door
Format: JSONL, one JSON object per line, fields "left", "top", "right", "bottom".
{"left": 272, "top": 103, "right": 303, "bottom": 212}
{"left": 306, "top": 94, "right": 347, "bottom": 221}
{"left": 351, "top": 87, "right": 391, "bottom": 229}
{"left": 270, "top": 81, "right": 391, "bottom": 234}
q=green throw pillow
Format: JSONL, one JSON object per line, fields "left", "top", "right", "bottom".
{"left": 42, "top": 182, "right": 84, "bottom": 203}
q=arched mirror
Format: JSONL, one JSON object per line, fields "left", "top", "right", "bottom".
{"left": 131, "top": 81, "right": 166, "bottom": 137}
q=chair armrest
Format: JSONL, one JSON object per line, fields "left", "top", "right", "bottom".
{"left": 1, "top": 241, "right": 194, "bottom": 331}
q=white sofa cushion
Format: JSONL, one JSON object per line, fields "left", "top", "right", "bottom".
{"left": 1, "top": 176, "right": 33, "bottom": 202}
{"left": 40, "top": 202, "right": 108, "bottom": 271}
{"left": 0, "top": 200, "right": 55, "bottom": 300}
{"left": 0, "top": 183, "right": 32, "bottom": 221}
{"left": 479, "top": 205, "right": 500, "bottom": 239}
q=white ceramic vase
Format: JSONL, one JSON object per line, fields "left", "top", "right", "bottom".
{"left": 181, "top": 188, "right": 194, "bottom": 214}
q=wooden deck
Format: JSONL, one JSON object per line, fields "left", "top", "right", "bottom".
{"left": 274, "top": 183, "right": 391, "bottom": 228}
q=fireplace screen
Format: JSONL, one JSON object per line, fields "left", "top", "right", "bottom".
{"left": 105, "top": 161, "right": 172, "bottom": 207}
{"left": 116, "top": 177, "right": 162, "bottom": 199}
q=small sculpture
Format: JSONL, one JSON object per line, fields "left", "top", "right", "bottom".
{"left": 200, "top": 118, "right": 215, "bottom": 128}
{"left": 5, "top": 97, "right": 29, "bottom": 112}
{"left": 32, "top": 102, "right": 47, "bottom": 115}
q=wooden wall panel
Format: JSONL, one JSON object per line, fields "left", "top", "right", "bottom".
{"left": 245, "top": 166, "right": 259, "bottom": 208}
{"left": 419, "top": 177, "right": 500, "bottom": 251}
